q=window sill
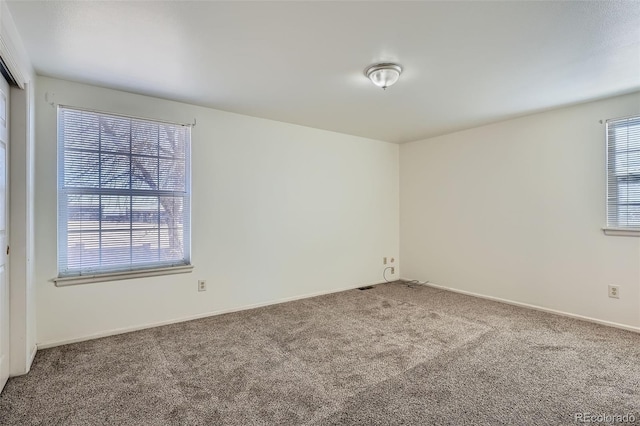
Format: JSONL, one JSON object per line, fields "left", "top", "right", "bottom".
{"left": 602, "top": 227, "right": 640, "bottom": 237}
{"left": 53, "top": 264, "right": 194, "bottom": 287}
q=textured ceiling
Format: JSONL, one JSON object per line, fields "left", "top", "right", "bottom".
{"left": 7, "top": 1, "right": 640, "bottom": 143}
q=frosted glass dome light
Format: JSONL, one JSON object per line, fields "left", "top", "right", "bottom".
{"left": 365, "top": 63, "right": 403, "bottom": 89}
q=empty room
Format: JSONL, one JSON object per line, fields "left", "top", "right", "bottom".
{"left": 0, "top": 1, "right": 639, "bottom": 424}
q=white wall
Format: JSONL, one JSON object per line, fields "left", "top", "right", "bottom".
{"left": 36, "top": 76, "right": 638, "bottom": 347}
{"left": 400, "top": 92, "right": 640, "bottom": 328}
{"left": 35, "top": 77, "right": 399, "bottom": 347}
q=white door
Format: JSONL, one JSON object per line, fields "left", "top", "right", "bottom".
{"left": 0, "top": 75, "right": 9, "bottom": 392}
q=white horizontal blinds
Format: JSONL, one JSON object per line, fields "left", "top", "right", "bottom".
{"left": 607, "top": 116, "right": 640, "bottom": 228}
{"left": 58, "top": 107, "right": 191, "bottom": 276}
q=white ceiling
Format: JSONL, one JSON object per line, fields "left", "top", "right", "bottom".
{"left": 7, "top": 1, "right": 640, "bottom": 143}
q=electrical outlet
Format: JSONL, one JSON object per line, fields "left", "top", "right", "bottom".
{"left": 390, "top": 267, "right": 395, "bottom": 274}
{"left": 198, "top": 280, "right": 207, "bottom": 292}
{"left": 390, "top": 257, "right": 395, "bottom": 263}
{"left": 608, "top": 285, "right": 619, "bottom": 299}
{"left": 383, "top": 257, "right": 387, "bottom": 265}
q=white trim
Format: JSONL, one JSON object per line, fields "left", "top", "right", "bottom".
{"left": 37, "top": 280, "right": 385, "bottom": 349}
{"left": 15, "top": 345, "right": 38, "bottom": 377}
{"left": 28, "top": 344, "right": 36, "bottom": 366}
{"left": 0, "top": 4, "right": 28, "bottom": 88}
{"left": 53, "top": 264, "right": 194, "bottom": 286}
{"left": 602, "top": 227, "right": 640, "bottom": 237}
{"left": 401, "top": 278, "right": 640, "bottom": 334}
{"left": 11, "top": 345, "right": 37, "bottom": 377}
{"left": 0, "top": 35, "right": 23, "bottom": 87}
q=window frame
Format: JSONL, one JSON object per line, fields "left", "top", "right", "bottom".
{"left": 603, "top": 114, "right": 640, "bottom": 237}
{"left": 54, "top": 106, "right": 193, "bottom": 285}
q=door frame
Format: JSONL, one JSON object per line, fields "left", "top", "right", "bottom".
{"left": 0, "top": 72, "right": 8, "bottom": 391}
{"left": 0, "top": 1, "right": 36, "bottom": 380}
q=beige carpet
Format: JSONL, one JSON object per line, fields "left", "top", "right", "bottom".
{"left": 1, "top": 281, "right": 639, "bottom": 425}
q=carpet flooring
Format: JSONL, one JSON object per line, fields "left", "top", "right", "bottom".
{"left": 1, "top": 281, "right": 639, "bottom": 425}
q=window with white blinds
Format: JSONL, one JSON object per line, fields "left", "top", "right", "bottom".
{"left": 607, "top": 115, "right": 640, "bottom": 229}
{"left": 58, "top": 107, "right": 191, "bottom": 277}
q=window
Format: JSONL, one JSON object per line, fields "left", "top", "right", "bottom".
{"left": 606, "top": 115, "right": 640, "bottom": 233}
{"left": 57, "top": 107, "right": 191, "bottom": 281}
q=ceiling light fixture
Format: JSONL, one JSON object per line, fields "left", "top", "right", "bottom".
{"left": 365, "top": 63, "right": 403, "bottom": 90}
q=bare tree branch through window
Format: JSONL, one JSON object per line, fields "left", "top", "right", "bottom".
{"left": 58, "top": 107, "right": 191, "bottom": 276}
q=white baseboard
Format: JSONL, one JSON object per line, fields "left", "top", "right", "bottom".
{"left": 7, "top": 345, "right": 39, "bottom": 377}
{"left": 28, "top": 345, "right": 36, "bottom": 369}
{"left": 37, "top": 280, "right": 384, "bottom": 349}
{"left": 401, "top": 277, "right": 640, "bottom": 334}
